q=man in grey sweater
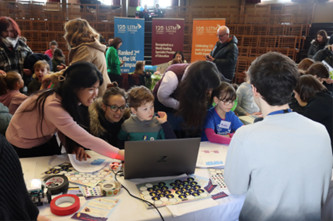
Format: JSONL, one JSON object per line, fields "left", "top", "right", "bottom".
{"left": 225, "top": 52, "right": 332, "bottom": 221}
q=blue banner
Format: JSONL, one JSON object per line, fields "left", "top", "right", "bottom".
{"left": 114, "top": 17, "right": 145, "bottom": 73}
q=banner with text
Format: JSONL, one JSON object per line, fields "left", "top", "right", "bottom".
{"left": 151, "top": 18, "right": 184, "bottom": 65}
{"left": 114, "top": 17, "right": 145, "bottom": 73}
{"left": 191, "top": 18, "right": 226, "bottom": 62}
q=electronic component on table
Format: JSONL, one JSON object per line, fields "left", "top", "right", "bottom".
{"left": 137, "top": 176, "right": 210, "bottom": 208}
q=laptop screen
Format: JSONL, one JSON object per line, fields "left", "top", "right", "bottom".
{"left": 124, "top": 138, "right": 201, "bottom": 179}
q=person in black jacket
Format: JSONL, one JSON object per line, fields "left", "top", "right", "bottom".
{"left": 294, "top": 74, "right": 333, "bottom": 151}
{"left": 0, "top": 134, "right": 49, "bottom": 220}
{"left": 307, "top": 30, "right": 329, "bottom": 59}
{"left": 313, "top": 40, "right": 333, "bottom": 68}
{"left": 206, "top": 25, "right": 238, "bottom": 82}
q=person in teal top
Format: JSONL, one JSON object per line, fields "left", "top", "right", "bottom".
{"left": 118, "top": 86, "right": 176, "bottom": 141}
{"left": 106, "top": 37, "right": 123, "bottom": 85}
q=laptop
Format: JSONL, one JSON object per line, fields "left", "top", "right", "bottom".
{"left": 124, "top": 138, "right": 201, "bottom": 179}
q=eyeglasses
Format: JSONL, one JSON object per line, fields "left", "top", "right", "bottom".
{"left": 219, "top": 99, "right": 235, "bottom": 105}
{"left": 105, "top": 104, "right": 128, "bottom": 112}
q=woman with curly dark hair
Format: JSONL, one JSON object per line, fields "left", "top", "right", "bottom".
{"left": 88, "top": 83, "right": 130, "bottom": 149}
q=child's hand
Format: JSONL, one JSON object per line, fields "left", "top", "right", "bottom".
{"left": 228, "top": 133, "right": 235, "bottom": 138}
{"left": 156, "top": 111, "right": 167, "bottom": 124}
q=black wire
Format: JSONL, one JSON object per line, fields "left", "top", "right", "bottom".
{"left": 113, "top": 170, "right": 165, "bottom": 221}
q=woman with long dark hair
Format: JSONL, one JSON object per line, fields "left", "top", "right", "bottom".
{"left": 177, "top": 60, "right": 221, "bottom": 137}
{"left": 6, "top": 62, "right": 124, "bottom": 160}
{"left": 307, "top": 30, "right": 329, "bottom": 59}
{"left": 294, "top": 74, "right": 333, "bottom": 150}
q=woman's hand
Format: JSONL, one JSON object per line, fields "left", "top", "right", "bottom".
{"left": 117, "top": 149, "right": 125, "bottom": 161}
{"left": 156, "top": 111, "right": 167, "bottom": 124}
{"left": 74, "top": 147, "right": 91, "bottom": 161}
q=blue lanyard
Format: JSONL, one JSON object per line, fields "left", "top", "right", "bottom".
{"left": 268, "top": 108, "right": 292, "bottom": 116}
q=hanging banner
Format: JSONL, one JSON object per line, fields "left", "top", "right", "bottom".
{"left": 151, "top": 18, "right": 185, "bottom": 65}
{"left": 114, "top": 17, "right": 145, "bottom": 73}
{"left": 191, "top": 18, "right": 226, "bottom": 62}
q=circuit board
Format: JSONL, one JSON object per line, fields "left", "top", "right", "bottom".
{"left": 137, "top": 176, "right": 210, "bottom": 208}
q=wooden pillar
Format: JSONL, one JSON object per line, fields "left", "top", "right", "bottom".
{"left": 122, "top": 0, "right": 128, "bottom": 17}
{"left": 240, "top": 0, "right": 245, "bottom": 24}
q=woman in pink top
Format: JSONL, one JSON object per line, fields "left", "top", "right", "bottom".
{"left": 0, "top": 71, "right": 27, "bottom": 114}
{"left": 5, "top": 62, "right": 124, "bottom": 161}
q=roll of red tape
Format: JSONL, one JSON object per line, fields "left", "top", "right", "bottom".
{"left": 50, "top": 194, "right": 80, "bottom": 216}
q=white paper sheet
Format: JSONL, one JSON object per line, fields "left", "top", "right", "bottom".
{"left": 166, "top": 198, "right": 219, "bottom": 217}
{"left": 68, "top": 150, "right": 120, "bottom": 173}
{"left": 196, "top": 142, "right": 228, "bottom": 169}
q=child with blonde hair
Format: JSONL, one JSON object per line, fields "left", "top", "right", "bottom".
{"left": 27, "top": 60, "right": 50, "bottom": 94}
{"left": 0, "top": 71, "right": 27, "bottom": 114}
{"left": 118, "top": 86, "right": 175, "bottom": 141}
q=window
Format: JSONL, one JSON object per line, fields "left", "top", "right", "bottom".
{"left": 17, "top": 0, "right": 47, "bottom": 4}
{"left": 158, "top": 0, "right": 172, "bottom": 8}
{"left": 140, "top": 0, "right": 172, "bottom": 8}
{"left": 100, "top": 0, "right": 112, "bottom": 5}
{"left": 261, "top": 0, "right": 292, "bottom": 3}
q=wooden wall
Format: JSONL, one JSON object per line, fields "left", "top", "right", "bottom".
{"left": 0, "top": 0, "right": 317, "bottom": 83}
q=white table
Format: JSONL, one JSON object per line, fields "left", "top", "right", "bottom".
{"left": 20, "top": 142, "right": 245, "bottom": 221}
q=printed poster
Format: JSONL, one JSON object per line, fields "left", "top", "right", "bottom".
{"left": 191, "top": 18, "right": 226, "bottom": 62}
{"left": 151, "top": 18, "right": 185, "bottom": 65}
{"left": 114, "top": 17, "right": 145, "bottom": 73}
